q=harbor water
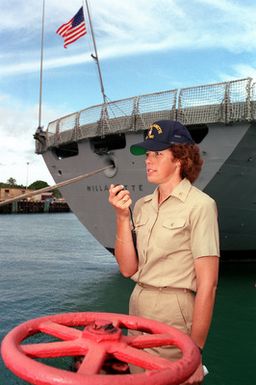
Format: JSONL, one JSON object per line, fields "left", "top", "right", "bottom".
{"left": 0, "top": 213, "right": 255, "bottom": 384}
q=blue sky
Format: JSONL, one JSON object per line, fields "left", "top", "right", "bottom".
{"left": 1, "top": 0, "right": 256, "bottom": 185}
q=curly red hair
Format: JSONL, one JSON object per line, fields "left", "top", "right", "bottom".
{"left": 169, "top": 144, "right": 203, "bottom": 183}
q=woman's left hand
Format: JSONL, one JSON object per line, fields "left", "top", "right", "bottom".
{"left": 181, "top": 362, "right": 204, "bottom": 385}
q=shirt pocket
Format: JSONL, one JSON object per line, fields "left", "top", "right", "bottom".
{"left": 156, "top": 217, "right": 188, "bottom": 251}
{"left": 135, "top": 216, "right": 149, "bottom": 250}
{"left": 135, "top": 216, "right": 148, "bottom": 231}
{"left": 162, "top": 218, "right": 186, "bottom": 230}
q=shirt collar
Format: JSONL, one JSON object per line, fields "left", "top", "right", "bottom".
{"left": 171, "top": 178, "right": 192, "bottom": 202}
{"left": 144, "top": 178, "right": 192, "bottom": 207}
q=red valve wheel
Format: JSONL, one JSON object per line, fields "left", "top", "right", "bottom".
{"left": 1, "top": 312, "right": 201, "bottom": 385}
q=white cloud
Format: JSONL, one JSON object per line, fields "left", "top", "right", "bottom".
{"left": 0, "top": 53, "right": 92, "bottom": 76}
{"left": 0, "top": 100, "right": 63, "bottom": 185}
{"left": 233, "top": 64, "right": 256, "bottom": 80}
{"left": 1, "top": 0, "right": 256, "bottom": 77}
{"left": 218, "top": 63, "right": 256, "bottom": 83}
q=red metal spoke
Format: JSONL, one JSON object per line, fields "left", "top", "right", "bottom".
{"left": 109, "top": 344, "right": 174, "bottom": 371}
{"left": 124, "top": 333, "right": 176, "bottom": 349}
{"left": 77, "top": 343, "right": 107, "bottom": 375}
{"left": 38, "top": 320, "right": 82, "bottom": 341}
{"left": 21, "top": 340, "right": 87, "bottom": 358}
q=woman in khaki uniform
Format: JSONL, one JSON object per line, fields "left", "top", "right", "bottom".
{"left": 109, "top": 120, "right": 220, "bottom": 385}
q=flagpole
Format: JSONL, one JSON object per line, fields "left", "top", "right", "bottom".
{"left": 83, "top": 0, "right": 107, "bottom": 104}
{"left": 38, "top": 0, "right": 45, "bottom": 129}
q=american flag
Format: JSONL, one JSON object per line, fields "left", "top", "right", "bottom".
{"left": 56, "top": 7, "right": 87, "bottom": 48}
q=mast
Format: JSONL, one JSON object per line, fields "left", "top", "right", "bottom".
{"left": 83, "top": 0, "right": 107, "bottom": 104}
{"left": 38, "top": 0, "right": 45, "bottom": 129}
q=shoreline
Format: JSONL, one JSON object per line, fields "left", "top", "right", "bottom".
{"left": 0, "top": 200, "right": 70, "bottom": 214}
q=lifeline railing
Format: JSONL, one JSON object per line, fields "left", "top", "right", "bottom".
{"left": 35, "top": 77, "right": 256, "bottom": 153}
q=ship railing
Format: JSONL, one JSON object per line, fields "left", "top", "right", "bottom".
{"left": 36, "top": 77, "right": 255, "bottom": 153}
{"left": 41, "top": 89, "right": 178, "bottom": 151}
{"left": 251, "top": 79, "right": 256, "bottom": 118}
{"left": 177, "top": 77, "right": 253, "bottom": 125}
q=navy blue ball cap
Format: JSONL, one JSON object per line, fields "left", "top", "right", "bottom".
{"left": 130, "top": 120, "right": 195, "bottom": 155}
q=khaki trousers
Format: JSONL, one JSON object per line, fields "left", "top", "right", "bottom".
{"left": 128, "top": 283, "right": 195, "bottom": 373}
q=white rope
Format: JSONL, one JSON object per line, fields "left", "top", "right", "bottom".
{"left": 0, "top": 165, "right": 112, "bottom": 207}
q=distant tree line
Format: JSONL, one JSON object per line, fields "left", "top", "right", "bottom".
{"left": 0, "top": 178, "right": 62, "bottom": 198}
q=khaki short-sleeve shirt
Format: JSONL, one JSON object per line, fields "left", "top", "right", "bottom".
{"left": 131, "top": 178, "right": 220, "bottom": 292}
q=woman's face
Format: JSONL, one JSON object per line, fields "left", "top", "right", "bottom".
{"left": 145, "top": 149, "right": 180, "bottom": 185}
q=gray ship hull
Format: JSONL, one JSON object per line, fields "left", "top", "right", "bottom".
{"left": 41, "top": 121, "right": 256, "bottom": 253}
{"left": 36, "top": 78, "right": 256, "bottom": 255}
